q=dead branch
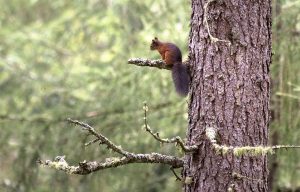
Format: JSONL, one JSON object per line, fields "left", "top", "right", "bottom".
{"left": 143, "top": 102, "right": 198, "bottom": 153}
{"left": 170, "top": 167, "right": 182, "bottom": 181}
{"left": 67, "top": 118, "right": 133, "bottom": 157}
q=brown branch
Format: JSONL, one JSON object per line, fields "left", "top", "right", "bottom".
{"left": 170, "top": 167, "right": 182, "bottom": 181}
{"left": 84, "top": 138, "right": 101, "bottom": 147}
{"left": 37, "top": 153, "right": 183, "bottom": 175}
{"left": 143, "top": 102, "right": 198, "bottom": 153}
{"left": 67, "top": 118, "right": 133, "bottom": 157}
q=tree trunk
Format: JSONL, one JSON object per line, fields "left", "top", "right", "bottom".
{"left": 183, "top": 1, "right": 272, "bottom": 192}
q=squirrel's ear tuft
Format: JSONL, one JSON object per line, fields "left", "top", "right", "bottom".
{"left": 154, "top": 37, "right": 158, "bottom": 40}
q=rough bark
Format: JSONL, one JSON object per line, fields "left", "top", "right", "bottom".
{"left": 183, "top": 1, "right": 272, "bottom": 192}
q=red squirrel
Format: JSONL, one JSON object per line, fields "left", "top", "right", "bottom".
{"left": 150, "top": 37, "right": 189, "bottom": 96}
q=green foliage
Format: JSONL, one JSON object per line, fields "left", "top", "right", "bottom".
{"left": 0, "top": 0, "right": 189, "bottom": 191}
{"left": 271, "top": 0, "right": 300, "bottom": 190}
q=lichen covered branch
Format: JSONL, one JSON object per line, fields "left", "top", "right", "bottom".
{"left": 128, "top": 58, "right": 170, "bottom": 70}
{"left": 128, "top": 58, "right": 190, "bottom": 70}
{"left": 38, "top": 118, "right": 184, "bottom": 175}
{"left": 38, "top": 153, "right": 183, "bottom": 175}
{"left": 206, "top": 127, "right": 300, "bottom": 156}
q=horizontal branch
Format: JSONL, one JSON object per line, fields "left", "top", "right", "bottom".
{"left": 128, "top": 58, "right": 190, "bottom": 70}
{"left": 276, "top": 92, "right": 300, "bottom": 101}
{"left": 128, "top": 58, "right": 171, "bottom": 70}
{"left": 38, "top": 153, "right": 183, "bottom": 175}
{"left": 272, "top": 145, "right": 300, "bottom": 150}
{"left": 206, "top": 127, "right": 300, "bottom": 156}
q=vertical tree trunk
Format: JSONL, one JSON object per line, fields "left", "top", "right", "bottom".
{"left": 183, "top": 1, "right": 272, "bottom": 191}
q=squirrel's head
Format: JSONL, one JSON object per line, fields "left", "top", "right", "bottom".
{"left": 150, "top": 37, "right": 160, "bottom": 50}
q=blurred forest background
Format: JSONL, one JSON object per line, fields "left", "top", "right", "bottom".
{"left": 0, "top": 0, "right": 299, "bottom": 191}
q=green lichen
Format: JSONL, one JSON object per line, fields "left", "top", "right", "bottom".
{"left": 184, "top": 176, "right": 193, "bottom": 185}
{"left": 220, "top": 146, "right": 230, "bottom": 155}
{"left": 47, "top": 161, "right": 77, "bottom": 174}
{"left": 206, "top": 127, "right": 217, "bottom": 143}
{"left": 233, "top": 146, "right": 275, "bottom": 157}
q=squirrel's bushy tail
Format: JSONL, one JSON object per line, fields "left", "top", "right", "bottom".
{"left": 172, "top": 62, "right": 189, "bottom": 96}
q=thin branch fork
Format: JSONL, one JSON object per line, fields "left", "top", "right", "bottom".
{"left": 38, "top": 118, "right": 184, "bottom": 175}
{"left": 143, "top": 103, "right": 198, "bottom": 153}
{"left": 67, "top": 118, "right": 133, "bottom": 157}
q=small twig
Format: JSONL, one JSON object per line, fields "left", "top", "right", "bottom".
{"left": 272, "top": 145, "right": 300, "bottom": 150}
{"left": 67, "top": 118, "right": 133, "bottom": 157}
{"left": 143, "top": 102, "right": 198, "bottom": 153}
{"left": 204, "top": 0, "right": 231, "bottom": 45}
{"left": 276, "top": 92, "right": 300, "bottom": 101}
{"left": 232, "top": 172, "right": 264, "bottom": 183}
{"left": 85, "top": 138, "right": 100, "bottom": 147}
{"left": 170, "top": 167, "right": 182, "bottom": 181}
{"left": 38, "top": 153, "right": 184, "bottom": 175}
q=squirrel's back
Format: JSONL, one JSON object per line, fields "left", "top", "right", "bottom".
{"left": 163, "top": 43, "right": 182, "bottom": 64}
{"left": 150, "top": 37, "right": 189, "bottom": 96}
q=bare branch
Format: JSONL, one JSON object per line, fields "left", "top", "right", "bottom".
{"left": 38, "top": 153, "right": 183, "bottom": 175}
{"left": 84, "top": 138, "right": 101, "bottom": 147}
{"left": 143, "top": 102, "right": 198, "bottom": 153}
{"left": 276, "top": 92, "right": 300, "bottom": 101}
{"left": 67, "top": 118, "right": 133, "bottom": 157}
{"left": 272, "top": 145, "right": 300, "bottom": 150}
{"left": 170, "top": 167, "right": 182, "bottom": 181}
